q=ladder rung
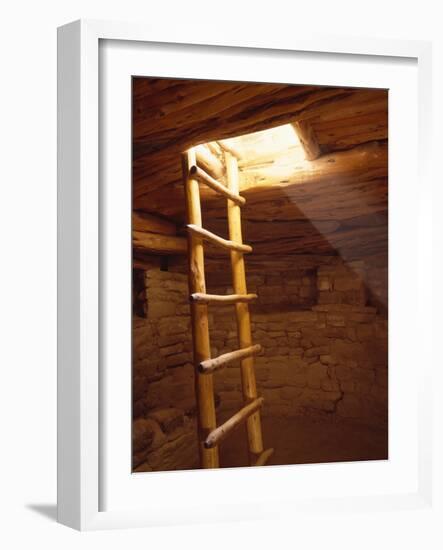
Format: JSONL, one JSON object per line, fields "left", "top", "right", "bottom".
{"left": 191, "top": 292, "right": 257, "bottom": 305}
{"left": 254, "top": 448, "right": 274, "bottom": 467}
{"left": 204, "top": 397, "right": 264, "bottom": 449}
{"left": 187, "top": 224, "right": 252, "bottom": 253}
{"left": 189, "top": 165, "right": 246, "bottom": 206}
{"left": 199, "top": 344, "right": 262, "bottom": 374}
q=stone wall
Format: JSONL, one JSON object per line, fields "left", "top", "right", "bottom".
{"left": 210, "top": 260, "right": 387, "bottom": 424}
{"left": 132, "top": 258, "right": 388, "bottom": 471}
{"left": 132, "top": 271, "right": 198, "bottom": 472}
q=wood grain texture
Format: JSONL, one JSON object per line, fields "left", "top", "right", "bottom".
{"left": 187, "top": 224, "right": 252, "bottom": 253}
{"left": 132, "top": 230, "right": 187, "bottom": 255}
{"left": 199, "top": 344, "right": 262, "bottom": 374}
{"left": 183, "top": 149, "right": 219, "bottom": 469}
{"left": 189, "top": 165, "right": 245, "bottom": 205}
{"left": 225, "top": 152, "right": 264, "bottom": 461}
{"left": 204, "top": 398, "right": 264, "bottom": 449}
{"left": 132, "top": 78, "right": 388, "bottom": 259}
{"left": 191, "top": 292, "right": 258, "bottom": 304}
{"left": 254, "top": 448, "right": 275, "bottom": 467}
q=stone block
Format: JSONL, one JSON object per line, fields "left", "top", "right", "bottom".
{"left": 158, "top": 317, "right": 190, "bottom": 335}
{"left": 318, "top": 291, "right": 344, "bottom": 304}
{"left": 321, "top": 378, "right": 341, "bottom": 392}
{"left": 158, "top": 332, "right": 187, "bottom": 347}
{"left": 305, "top": 345, "right": 329, "bottom": 358}
{"left": 147, "top": 408, "right": 184, "bottom": 433}
{"left": 164, "top": 352, "right": 192, "bottom": 368}
{"left": 335, "top": 365, "right": 353, "bottom": 381}
{"left": 280, "top": 386, "right": 303, "bottom": 400}
{"left": 336, "top": 394, "right": 362, "bottom": 418}
{"left": 317, "top": 277, "right": 331, "bottom": 291}
{"left": 319, "top": 354, "right": 337, "bottom": 365}
{"left": 333, "top": 276, "right": 362, "bottom": 292}
{"left": 307, "top": 362, "right": 328, "bottom": 389}
{"left": 133, "top": 375, "right": 149, "bottom": 401}
{"left": 146, "top": 425, "right": 198, "bottom": 471}
{"left": 326, "top": 313, "right": 346, "bottom": 327}
{"left": 339, "top": 380, "right": 355, "bottom": 393}
{"left": 349, "top": 312, "right": 376, "bottom": 323}
{"left": 132, "top": 418, "right": 166, "bottom": 454}
{"left": 357, "top": 323, "right": 375, "bottom": 341}
{"left": 300, "top": 338, "right": 312, "bottom": 349}
{"left": 299, "top": 287, "right": 312, "bottom": 298}
{"left": 298, "top": 388, "right": 341, "bottom": 412}
{"left": 159, "top": 343, "right": 184, "bottom": 356}
{"left": 148, "top": 300, "right": 178, "bottom": 319}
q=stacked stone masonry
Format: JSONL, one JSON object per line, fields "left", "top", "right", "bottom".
{"left": 132, "top": 260, "right": 387, "bottom": 471}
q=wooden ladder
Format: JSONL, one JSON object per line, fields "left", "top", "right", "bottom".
{"left": 182, "top": 147, "right": 274, "bottom": 469}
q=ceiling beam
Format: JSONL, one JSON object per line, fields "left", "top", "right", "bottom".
{"left": 292, "top": 120, "right": 321, "bottom": 160}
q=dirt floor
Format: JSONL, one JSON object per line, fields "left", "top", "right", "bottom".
{"left": 219, "top": 415, "right": 388, "bottom": 468}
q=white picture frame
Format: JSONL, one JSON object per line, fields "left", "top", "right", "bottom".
{"left": 57, "top": 19, "right": 434, "bottom": 531}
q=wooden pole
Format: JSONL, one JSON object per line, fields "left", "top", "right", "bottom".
{"left": 183, "top": 148, "right": 219, "bottom": 469}
{"left": 199, "top": 344, "right": 262, "bottom": 374}
{"left": 225, "top": 151, "right": 264, "bottom": 464}
{"left": 204, "top": 398, "right": 264, "bottom": 449}
{"left": 191, "top": 292, "right": 257, "bottom": 305}
{"left": 189, "top": 165, "right": 246, "bottom": 206}
{"left": 187, "top": 224, "right": 252, "bottom": 253}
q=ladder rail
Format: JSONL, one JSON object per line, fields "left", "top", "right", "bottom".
{"left": 183, "top": 149, "right": 219, "bottom": 469}
{"left": 225, "top": 151, "right": 265, "bottom": 464}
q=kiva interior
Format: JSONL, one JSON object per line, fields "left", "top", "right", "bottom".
{"left": 132, "top": 78, "right": 388, "bottom": 471}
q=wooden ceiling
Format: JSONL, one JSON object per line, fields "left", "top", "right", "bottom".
{"left": 132, "top": 77, "right": 388, "bottom": 261}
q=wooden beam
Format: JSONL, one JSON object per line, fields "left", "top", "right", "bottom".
{"left": 189, "top": 165, "right": 245, "bottom": 206}
{"left": 204, "top": 398, "right": 264, "bottom": 449}
{"left": 132, "top": 230, "right": 187, "bottom": 255}
{"left": 199, "top": 345, "right": 262, "bottom": 374}
{"left": 292, "top": 120, "right": 321, "bottom": 160}
{"left": 132, "top": 210, "right": 177, "bottom": 235}
{"left": 239, "top": 141, "right": 387, "bottom": 193}
{"left": 187, "top": 224, "right": 252, "bottom": 253}
{"left": 191, "top": 292, "right": 257, "bottom": 305}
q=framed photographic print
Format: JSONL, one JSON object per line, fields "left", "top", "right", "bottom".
{"left": 57, "top": 20, "right": 433, "bottom": 530}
